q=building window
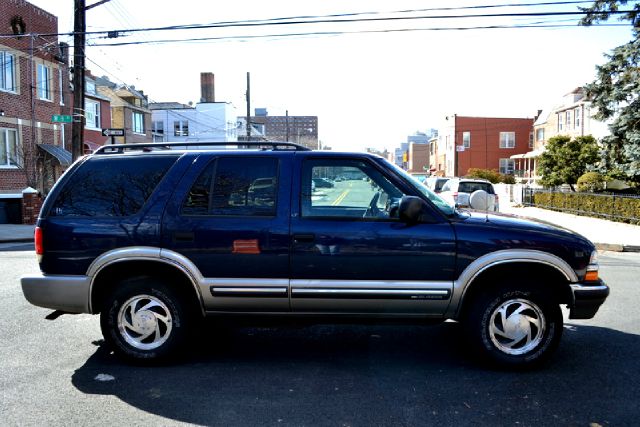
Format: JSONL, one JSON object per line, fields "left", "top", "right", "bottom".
{"left": 132, "top": 111, "right": 145, "bottom": 134}
{"left": 0, "top": 128, "right": 20, "bottom": 167}
{"left": 499, "top": 132, "right": 515, "bottom": 148}
{"left": 462, "top": 131, "right": 471, "bottom": 148}
{"left": 558, "top": 114, "right": 563, "bottom": 132}
{"left": 152, "top": 121, "right": 164, "bottom": 142}
{"left": 566, "top": 111, "right": 571, "bottom": 128}
{"left": 85, "top": 100, "right": 100, "bottom": 130}
{"left": 37, "top": 64, "right": 52, "bottom": 101}
{"left": 499, "top": 158, "right": 515, "bottom": 175}
{"left": 1, "top": 51, "right": 17, "bottom": 92}
{"left": 174, "top": 120, "right": 189, "bottom": 137}
{"left": 575, "top": 107, "right": 581, "bottom": 129}
{"left": 536, "top": 128, "right": 544, "bottom": 142}
{"left": 85, "top": 78, "right": 96, "bottom": 96}
{"left": 529, "top": 132, "right": 534, "bottom": 148}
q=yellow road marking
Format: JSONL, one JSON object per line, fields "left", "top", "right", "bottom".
{"left": 331, "top": 189, "right": 350, "bottom": 206}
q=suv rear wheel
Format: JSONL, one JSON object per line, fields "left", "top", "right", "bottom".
{"left": 100, "top": 277, "right": 191, "bottom": 362}
{"left": 465, "top": 287, "right": 563, "bottom": 369}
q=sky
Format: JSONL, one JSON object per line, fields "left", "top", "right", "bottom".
{"left": 26, "top": 0, "right": 635, "bottom": 152}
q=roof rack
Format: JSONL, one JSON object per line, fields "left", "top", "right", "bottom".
{"left": 94, "top": 141, "right": 311, "bottom": 155}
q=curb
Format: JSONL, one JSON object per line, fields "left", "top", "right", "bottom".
{"left": 595, "top": 243, "right": 640, "bottom": 253}
{"left": 0, "top": 238, "right": 33, "bottom": 244}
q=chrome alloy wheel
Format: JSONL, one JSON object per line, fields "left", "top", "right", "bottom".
{"left": 488, "top": 298, "right": 546, "bottom": 355}
{"left": 117, "top": 294, "right": 173, "bottom": 350}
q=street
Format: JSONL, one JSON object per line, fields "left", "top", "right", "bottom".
{"left": 1, "top": 247, "right": 639, "bottom": 426}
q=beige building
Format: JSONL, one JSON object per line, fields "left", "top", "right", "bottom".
{"left": 97, "top": 79, "right": 152, "bottom": 144}
{"left": 513, "top": 87, "right": 609, "bottom": 185}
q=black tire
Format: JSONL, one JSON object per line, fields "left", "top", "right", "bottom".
{"left": 464, "top": 287, "right": 563, "bottom": 369}
{"left": 100, "top": 276, "right": 192, "bottom": 362}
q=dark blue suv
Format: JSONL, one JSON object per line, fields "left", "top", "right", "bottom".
{"left": 21, "top": 142, "right": 609, "bottom": 368}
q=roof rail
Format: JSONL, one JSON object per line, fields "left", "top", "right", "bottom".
{"left": 94, "top": 141, "right": 312, "bottom": 155}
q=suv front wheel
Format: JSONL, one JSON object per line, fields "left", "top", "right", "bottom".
{"left": 100, "top": 277, "right": 191, "bottom": 362}
{"left": 465, "top": 287, "right": 563, "bottom": 369}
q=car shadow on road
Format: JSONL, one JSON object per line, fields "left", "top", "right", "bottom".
{"left": 71, "top": 321, "right": 640, "bottom": 426}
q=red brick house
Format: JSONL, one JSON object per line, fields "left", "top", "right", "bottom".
{"left": 0, "top": 0, "right": 72, "bottom": 223}
{"left": 81, "top": 70, "right": 111, "bottom": 153}
{"left": 431, "top": 115, "right": 534, "bottom": 177}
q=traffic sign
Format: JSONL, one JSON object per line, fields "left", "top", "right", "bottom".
{"left": 102, "top": 128, "right": 125, "bottom": 137}
{"left": 52, "top": 115, "right": 72, "bottom": 123}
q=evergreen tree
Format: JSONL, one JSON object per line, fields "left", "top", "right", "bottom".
{"left": 580, "top": 1, "right": 640, "bottom": 183}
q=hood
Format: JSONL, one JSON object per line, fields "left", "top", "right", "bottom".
{"left": 463, "top": 211, "right": 589, "bottom": 242}
{"left": 452, "top": 210, "right": 595, "bottom": 277}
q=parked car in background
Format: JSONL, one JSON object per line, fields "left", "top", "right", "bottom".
{"left": 312, "top": 178, "right": 334, "bottom": 188}
{"left": 440, "top": 178, "right": 499, "bottom": 212}
{"left": 424, "top": 177, "right": 451, "bottom": 194}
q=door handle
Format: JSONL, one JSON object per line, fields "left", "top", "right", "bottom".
{"left": 293, "top": 233, "right": 315, "bottom": 243}
{"left": 173, "top": 231, "right": 195, "bottom": 242}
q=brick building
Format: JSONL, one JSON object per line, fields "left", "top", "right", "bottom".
{"left": 81, "top": 71, "right": 111, "bottom": 152}
{"left": 241, "top": 109, "right": 319, "bottom": 150}
{"left": 0, "top": 0, "right": 72, "bottom": 223}
{"left": 431, "top": 115, "right": 534, "bottom": 178}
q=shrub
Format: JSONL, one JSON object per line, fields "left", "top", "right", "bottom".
{"left": 577, "top": 172, "right": 606, "bottom": 192}
{"left": 466, "top": 168, "right": 501, "bottom": 184}
{"left": 532, "top": 191, "right": 640, "bottom": 225}
{"left": 500, "top": 174, "right": 516, "bottom": 184}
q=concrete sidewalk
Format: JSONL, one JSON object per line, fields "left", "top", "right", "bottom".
{"left": 500, "top": 203, "right": 640, "bottom": 252}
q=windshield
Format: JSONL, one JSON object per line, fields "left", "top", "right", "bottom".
{"left": 381, "top": 160, "right": 456, "bottom": 216}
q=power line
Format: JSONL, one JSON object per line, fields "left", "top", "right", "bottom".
{"left": 86, "top": 22, "right": 627, "bottom": 48}
{"left": 0, "top": 2, "right": 631, "bottom": 39}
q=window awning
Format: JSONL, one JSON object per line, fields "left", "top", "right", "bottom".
{"left": 38, "top": 144, "right": 72, "bottom": 166}
{"left": 511, "top": 148, "right": 545, "bottom": 160}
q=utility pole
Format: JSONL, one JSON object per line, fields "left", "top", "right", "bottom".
{"left": 245, "top": 72, "right": 251, "bottom": 142}
{"left": 71, "top": 0, "right": 85, "bottom": 161}
{"left": 285, "top": 110, "right": 289, "bottom": 142}
{"left": 71, "top": 0, "right": 111, "bottom": 161}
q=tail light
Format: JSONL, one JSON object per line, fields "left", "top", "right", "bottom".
{"left": 34, "top": 226, "right": 43, "bottom": 263}
{"left": 453, "top": 192, "right": 458, "bottom": 202}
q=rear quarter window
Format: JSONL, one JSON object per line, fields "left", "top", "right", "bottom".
{"left": 50, "top": 155, "right": 177, "bottom": 217}
{"left": 458, "top": 182, "right": 495, "bottom": 194}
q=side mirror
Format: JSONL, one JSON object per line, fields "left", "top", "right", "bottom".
{"left": 399, "top": 196, "right": 429, "bottom": 224}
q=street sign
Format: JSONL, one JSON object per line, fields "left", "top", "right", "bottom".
{"left": 102, "top": 128, "right": 125, "bottom": 137}
{"left": 52, "top": 115, "right": 72, "bottom": 123}
{"left": 456, "top": 145, "right": 465, "bottom": 152}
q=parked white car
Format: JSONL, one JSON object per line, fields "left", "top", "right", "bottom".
{"left": 439, "top": 178, "right": 499, "bottom": 212}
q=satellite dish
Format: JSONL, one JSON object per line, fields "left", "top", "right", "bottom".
{"left": 469, "top": 190, "right": 489, "bottom": 211}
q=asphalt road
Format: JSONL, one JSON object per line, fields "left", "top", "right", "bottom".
{"left": 1, "top": 248, "right": 639, "bottom": 426}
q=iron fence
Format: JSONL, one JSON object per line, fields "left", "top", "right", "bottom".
{"left": 522, "top": 188, "right": 640, "bottom": 224}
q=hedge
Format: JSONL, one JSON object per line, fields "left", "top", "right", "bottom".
{"left": 532, "top": 191, "right": 640, "bottom": 225}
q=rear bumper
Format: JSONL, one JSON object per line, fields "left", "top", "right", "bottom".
{"left": 569, "top": 279, "right": 609, "bottom": 319}
{"left": 21, "top": 273, "right": 91, "bottom": 314}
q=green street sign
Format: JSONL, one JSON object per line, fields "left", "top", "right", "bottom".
{"left": 52, "top": 114, "right": 72, "bottom": 123}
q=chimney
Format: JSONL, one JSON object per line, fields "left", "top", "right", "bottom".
{"left": 200, "top": 72, "right": 215, "bottom": 103}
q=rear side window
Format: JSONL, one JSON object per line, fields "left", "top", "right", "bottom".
{"left": 51, "top": 156, "right": 177, "bottom": 217}
{"left": 182, "top": 157, "right": 278, "bottom": 217}
{"left": 458, "top": 182, "right": 495, "bottom": 194}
